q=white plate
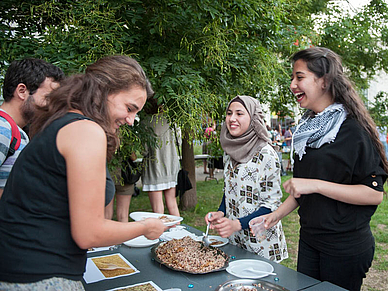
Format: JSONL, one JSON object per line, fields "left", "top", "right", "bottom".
{"left": 197, "top": 235, "right": 228, "bottom": 247}
{"left": 130, "top": 211, "right": 183, "bottom": 226}
{"left": 160, "top": 228, "right": 199, "bottom": 241}
{"left": 226, "top": 259, "right": 274, "bottom": 279}
{"left": 123, "top": 235, "right": 159, "bottom": 248}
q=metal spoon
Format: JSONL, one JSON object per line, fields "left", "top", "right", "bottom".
{"left": 203, "top": 213, "right": 212, "bottom": 247}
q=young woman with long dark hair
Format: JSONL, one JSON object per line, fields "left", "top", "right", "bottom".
{"left": 254, "top": 47, "right": 388, "bottom": 291}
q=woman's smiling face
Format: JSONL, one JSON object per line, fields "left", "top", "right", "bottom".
{"left": 226, "top": 101, "right": 251, "bottom": 137}
{"left": 107, "top": 86, "right": 147, "bottom": 132}
{"left": 290, "top": 59, "right": 332, "bottom": 113}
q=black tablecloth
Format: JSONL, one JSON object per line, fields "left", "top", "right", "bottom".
{"left": 83, "top": 225, "right": 337, "bottom": 291}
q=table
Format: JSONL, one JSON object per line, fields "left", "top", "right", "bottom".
{"left": 302, "top": 281, "right": 348, "bottom": 291}
{"left": 83, "top": 225, "right": 342, "bottom": 291}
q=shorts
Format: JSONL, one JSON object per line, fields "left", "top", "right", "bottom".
{"left": 0, "top": 277, "right": 84, "bottom": 291}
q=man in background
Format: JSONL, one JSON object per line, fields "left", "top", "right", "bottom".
{"left": 0, "top": 58, "right": 64, "bottom": 197}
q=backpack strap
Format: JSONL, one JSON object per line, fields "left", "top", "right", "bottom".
{"left": 0, "top": 111, "right": 21, "bottom": 159}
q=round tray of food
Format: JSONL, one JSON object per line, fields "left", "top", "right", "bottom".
{"left": 215, "top": 279, "right": 289, "bottom": 291}
{"left": 151, "top": 236, "right": 229, "bottom": 274}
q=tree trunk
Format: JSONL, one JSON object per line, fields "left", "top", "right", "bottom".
{"left": 179, "top": 130, "right": 197, "bottom": 210}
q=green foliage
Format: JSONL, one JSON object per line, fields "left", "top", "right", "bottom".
{"left": 205, "top": 127, "right": 224, "bottom": 158}
{"left": 0, "top": 0, "right": 320, "bottom": 125}
{"left": 317, "top": 0, "right": 388, "bottom": 88}
{"left": 109, "top": 119, "right": 158, "bottom": 179}
{"left": 369, "top": 182, "right": 388, "bottom": 271}
{"left": 368, "top": 91, "right": 388, "bottom": 128}
{"left": 1, "top": 0, "right": 388, "bottom": 172}
{"left": 1, "top": 0, "right": 129, "bottom": 73}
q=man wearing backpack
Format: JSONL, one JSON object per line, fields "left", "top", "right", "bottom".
{"left": 0, "top": 58, "right": 64, "bottom": 198}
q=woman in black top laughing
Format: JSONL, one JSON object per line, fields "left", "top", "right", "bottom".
{"left": 252, "top": 47, "right": 388, "bottom": 291}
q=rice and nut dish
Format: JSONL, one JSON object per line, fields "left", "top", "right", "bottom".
{"left": 154, "top": 236, "right": 228, "bottom": 273}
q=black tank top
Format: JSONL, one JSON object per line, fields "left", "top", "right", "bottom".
{"left": 0, "top": 112, "right": 115, "bottom": 283}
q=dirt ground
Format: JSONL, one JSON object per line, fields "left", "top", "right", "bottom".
{"left": 361, "top": 227, "right": 387, "bottom": 291}
{"left": 361, "top": 268, "right": 388, "bottom": 291}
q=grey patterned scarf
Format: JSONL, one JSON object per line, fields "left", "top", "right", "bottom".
{"left": 292, "top": 103, "right": 347, "bottom": 162}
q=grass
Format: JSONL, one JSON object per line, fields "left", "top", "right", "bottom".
{"left": 128, "top": 177, "right": 224, "bottom": 231}
{"left": 128, "top": 173, "right": 388, "bottom": 280}
{"left": 369, "top": 188, "right": 388, "bottom": 271}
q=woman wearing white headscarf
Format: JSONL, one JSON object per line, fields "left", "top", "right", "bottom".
{"left": 205, "top": 95, "right": 288, "bottom": 263}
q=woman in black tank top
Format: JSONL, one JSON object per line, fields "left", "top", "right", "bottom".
{"left": 0, "top": 55, "right": 169, "bottom": 289}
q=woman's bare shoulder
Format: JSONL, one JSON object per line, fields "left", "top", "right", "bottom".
{"left": 57, "top": 119, "right": 106, "bottom": 155}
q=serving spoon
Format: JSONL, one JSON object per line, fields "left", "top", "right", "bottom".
{"left": 202, "top": 213, "right": 212, "bottom": 247}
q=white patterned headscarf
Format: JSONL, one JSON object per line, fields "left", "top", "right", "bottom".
{"left": 292, "top": 103, "right": 347, "bottom": 162}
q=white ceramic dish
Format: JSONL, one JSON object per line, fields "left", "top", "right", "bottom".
{"left": 129, "top": 211, "right": 183, "bottom": 226}
{"left": 123, "top": 235, "right": 159, "bottom": 248}
{"left": 197, "top": 235, "right": 228, "bottom": 247}
{"left": 226, "top": 259, "right": 274, "bottom": 279}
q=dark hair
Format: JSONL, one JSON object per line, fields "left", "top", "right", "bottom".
{"left": 2, "top": 58, "right": 64, "bottom": 102}
{"left": 143, "top": 96, "right": 160, "bottom": 115}
{"left": 30, "top": 55, "right": 154, "bottom": 160}
{"left": 229, "top": 96, "right": 248, "bottom": 112}
{"left": 292, "top": 47, "right": 388, "bottom": 173}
